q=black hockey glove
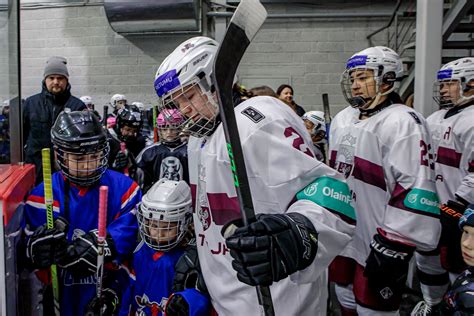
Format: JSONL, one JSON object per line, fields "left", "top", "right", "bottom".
{"left": 112, "top": 151, "right": 128, "bottom": 171}
{"left": 172, "top": 242, "right": 208, "bottom": 294}
{"left": 84, "top": 288, "right": 119, "bottom": 316}
{"left": 59, "top": 230, "right": 117, "bottom": 278}
{"left": 364, "top": 230, "right": 415, "bottom": 296}
{"left": 26, "top": 217, "right": 69, "bottom": 269}
{"left": 439, "top": 200, "right": 466, "bottom": 271}
{"left": 164, "top": 293, "right": 189, "bottom": 316}
{"left": 224, "top": 213, "right": 318, "bottom": 286}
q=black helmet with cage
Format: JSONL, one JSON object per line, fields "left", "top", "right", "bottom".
{"left": 51, "top": 110, "right": 109, "bottom": 187}
{"left": 115, "top": 107, "right": 143, "bottom": 141}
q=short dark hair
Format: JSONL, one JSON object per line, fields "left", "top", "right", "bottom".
{"left": 249, "top": 85, "right": 278, "bottom": 98}
{"left": 276, "top": 84, "right": 294, "bottom": 96}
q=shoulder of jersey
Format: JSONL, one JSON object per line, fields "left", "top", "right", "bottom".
{"left": 332, "top": 106, "right": 358, "bottom": 124}
{"left": 380, "top": 104, "right": 426, "bottom": 125}
{"left": 235, "top": 96, "right": 299, "bottom": 127}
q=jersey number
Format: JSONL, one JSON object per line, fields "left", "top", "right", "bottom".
{"left": 420, "top": 140, "right": 435, "bottom": 170}
{"left": 284, "top": 127, "right": 314, "bottom": 158}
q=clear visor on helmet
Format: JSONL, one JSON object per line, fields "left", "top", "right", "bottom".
{"left": 137, "top": 203, "right": 191, "bottom": 251}
{"left": 55, "top": 143, "right": 109, "bottom": 187}
{"left": 159, "top": 79, "right": 218, "bottom": 138}
{"left": 341, "top": 67, "right": 381, "bottom": 109}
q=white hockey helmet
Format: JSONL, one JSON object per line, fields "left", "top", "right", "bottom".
{"left": 302, "top": 111, "right": 326, "bottom": 144}
{"left": 341, "top": 46, "right": 404, "bottom": 109}
{"left": 154, "top": 36, "right": 220, "bottom": 138}
{"left": 433, "top": 57, "right": 474, "bottom": 109}
{"left": 110, "top": 94, "right": 127, "bottom": 108}
{"left": 131, "top": 101, "right": 145, "bottom": 111}
{"left": 80, "top": 95, "right": 93, "bottom": 108}
{"left": 137, "top": 179, "right": 192, "bottom": 251}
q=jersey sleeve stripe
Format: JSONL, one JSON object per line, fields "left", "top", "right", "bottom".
{"left": 120, "top": 182, "right": 140, "bottom": 209}
{"left": 329, "top": 150, "right": 337, "bottom": 169}
{"left": 436, "top": 146, "right": 462, "bottom": 168}
{"left": 388, "top": 183, "right": 440, "bottom": 218}
{"left": 207, "top": 193, "right": 241, "bottom": 225}
{"left": 352, "top": 156, "right": 387, "bottom": 191}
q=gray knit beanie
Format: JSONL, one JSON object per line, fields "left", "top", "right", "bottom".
{"left": 43, "top": 56, "right": 69, "bottom": 79}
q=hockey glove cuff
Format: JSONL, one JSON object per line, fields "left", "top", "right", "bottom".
{"left": 59, "top": 230, "right": 117, "bottom": 278}
{"left": 84, "top": 288, "right": 119, "bottom": 316}
{"left": 164, "top": 293, "right": 189, "bottom": 316}
{"left": 364, "top": 229, "right": 415, "bottom": 295}
{"left": 173, "top": 242, "right": 208, "bottom": 295}
{"left": 224, "top": 213, "right": 318, "bottom": 286}
{"left": 26, "top": 217, "right": 69, "bottom": 269}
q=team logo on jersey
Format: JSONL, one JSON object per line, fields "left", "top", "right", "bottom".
{"left": 160, "top": 156, "right": 183, "bottom": 181}
{"left": 303, "top": 182, "right": 319, "bottom": 196}
{"left": 336, "top": 134, "right": 356, "bottom": 178}
{"left": 380, "top": 287, "right": 394, "bottom": 300}
{"left": 134, "top": 294, "right": 161, "bottom": 316}
{"left": 197, "top": 164, "right": 212, "bottom": 231}
{"left": 241, "top": 106, "right": 265, "bottom": 123}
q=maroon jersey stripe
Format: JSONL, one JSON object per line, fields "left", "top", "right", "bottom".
{"left": 352, "top": 156, "right": 387, "bottom": 191}
{"left": 436, "top": 146, "right": 462, "bottom": 168}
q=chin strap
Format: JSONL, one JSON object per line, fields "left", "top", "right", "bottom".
{"left": 359, "top": 92, "right": 398, "bottom": 117}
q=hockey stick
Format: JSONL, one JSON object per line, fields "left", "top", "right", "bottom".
{"left": 103, "top": 105, "right": 108, "bottom": 127}
{"left": 120, "top": 142, "right": 130, "bottom": 176}
{"left": 96, "top": 186, "right": 108, "bottom": 316}
{"left": 41, "top": 148, "right": 60, "bottom": 316}
{"left": 212, "top": 0, "right": 274, "bottom": 315}
{"left": 153, "top": 105, "right": 159, "bottom": 143}
{"left": 322, "top": 93, "right": 331, "bottom": 164}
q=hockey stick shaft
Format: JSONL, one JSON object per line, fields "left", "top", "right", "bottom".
{"left": 120, "top": 142, "right": 129, "bottom": 176}
{"left": 103, "top": 105, "right": 108, "bottom": 127}
{"left": 322, "top": 93, "right": 331, "bottom": 164}
{"left": 97, "top": 186, "right": 108, "bottom": 315}
{"left": 212, "top": 0, "right": 274, "bottom": 315}
{"left": 41, "top": 148, "right": 60, "bottom": 316}
{"left": 153, "top": 105, "right": 158, "bottom": 143}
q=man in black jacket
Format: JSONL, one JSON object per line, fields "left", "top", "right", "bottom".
{"left": 23, "top": 56, "right": 86, "bottom": 184}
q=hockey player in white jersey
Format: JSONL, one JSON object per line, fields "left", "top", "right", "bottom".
{"left": 302, "top": 111, "right": 327, "bottom": 162}
{"left": 410, "top": 58, "right": 474, "bottom": 316}
{"left": 329, "top": 46, "right": 441, "bottom": 315}
{"left": 153, "top": 36, "right": 356, "bottom": 315}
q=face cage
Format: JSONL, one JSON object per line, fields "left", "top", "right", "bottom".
{"left": 433, "top": 79, "right": 474, "bottom": 109}
{"left": 137, "top": 204, "right": 192, "bottom": 251}
{"left": 341, "top": 67, "right": 384, "bottom": 109}
{"left": 158, "top": 124, "right": 182, "bottom": 145}
{"left": 55, "top": 143, "right": 109, "bottom": 187}
{"left": 160, "top": 80, "right": 219, "bottom": 138}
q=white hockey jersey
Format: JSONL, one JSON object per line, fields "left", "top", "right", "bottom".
{"left": 188, "top": 96, "right": 355, "bottom": 315}
{"left": 427, "top": 104, "right": 474, "bottom": 204}
{"left": 329, "top": 104, "right": 441, "bottom": 267}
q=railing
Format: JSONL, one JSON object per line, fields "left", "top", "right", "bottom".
{"left": 366, "top": 0, "right": 417, "bottom": 57}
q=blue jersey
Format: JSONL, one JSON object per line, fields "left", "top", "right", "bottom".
{"left": 119, "top": 242, "right": 210, "bottom": 316}
{"left": 24, "top": 169, "right": 142, "bottom": 316}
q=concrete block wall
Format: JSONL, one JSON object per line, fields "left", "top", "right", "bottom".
{"left": 18, "top": 1, "right": 391, "bottom": 115}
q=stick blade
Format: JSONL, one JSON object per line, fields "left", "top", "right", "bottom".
{"left": 230, "top": 0, "right": 267, "bottom": 43}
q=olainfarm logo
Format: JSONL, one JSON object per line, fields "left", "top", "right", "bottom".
{"left": 322, "top": 186, "right": 351, "bottom": 204}
{"left": 303, "top": 182, "right": 319, "bottom": 196}
{"left": 154, "top": 69, "right": 181, "bottom": 97}
{"left": 407, "top": 193, "right": 418, "bottom": 204}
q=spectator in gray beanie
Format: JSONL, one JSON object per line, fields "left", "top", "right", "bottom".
{"left": 23, "top": 56, "right": 86, "bottom": 184}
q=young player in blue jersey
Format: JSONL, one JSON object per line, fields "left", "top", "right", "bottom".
{"left": 119, "top": 178, "right": 209, "bottom": 316}
{"left": 22, "top": 110, "right": 142, "bottom": 316}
